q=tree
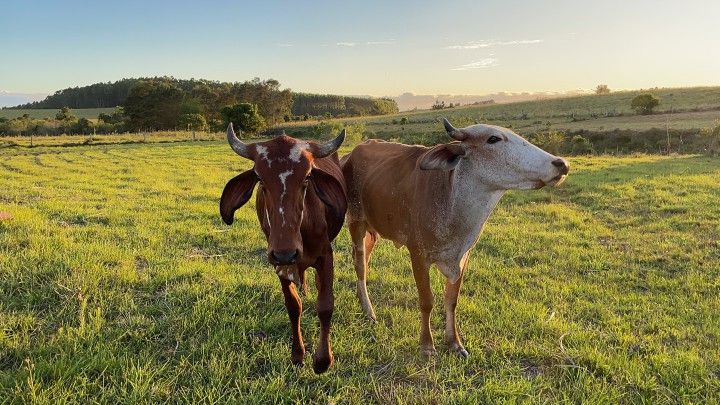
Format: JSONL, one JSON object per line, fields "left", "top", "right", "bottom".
{"left": 75, "top": 118, "right": 93, "bottom": 134}
{"left": 55, "top": 106, "right": 76, "bottom": 121}
{"left": 595, "top": 84, "right": 610, "bottom": 95}
{"left": 123, "top": 79, "right": 184, "bottom": 131}
{"left": 221, "top": 103, "right": 265, "bottom": 135}
{"left": 631, "top": 94, "right": 660, "bottom": 115}
{"left": 179, "top": 113, "right": 208, "bottom": 131}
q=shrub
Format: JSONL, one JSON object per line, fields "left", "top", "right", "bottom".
{"left": 179, "top": 113, "right": 208, "bottom": 131}
{"left": 531, "top": 131, "right": 566, "bottom": 155}
{"left": 345, "top": 122, "right": 366, "bottom": 145}
{"left": 571, "top": 135, "right": 594, "bottom": 154}
{"left": 220, "top": 103, "right": 265, "bottom": 135}
{"left": 631, "top": 94, "right": 660, "bottom": 115}
{"left": 699, "top": 120, "right": 720, "bottom": 156}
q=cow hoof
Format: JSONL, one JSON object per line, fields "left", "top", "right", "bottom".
{"left": 291, "top": 351, "right": 305, "bottom": 367}
{"left": 421, "top": 347, "right": 438, "bottom": 357}
{"left": 312, "top": 354, "right": 333, "bottom": 374}
{"left": 451, "top": 345, "right": 469, "bottom": 359}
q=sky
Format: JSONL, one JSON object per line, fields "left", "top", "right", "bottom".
{"left": 2, "top": 0, "right": 720, "bottom": 98}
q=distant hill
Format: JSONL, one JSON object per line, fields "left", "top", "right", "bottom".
{"left": 0, "top": 91, "right": 47, "bottom": 108}
{"left": 9, "top": 79, "right": 140, "bottom": 110}
{"left": 390, "top": 90, "right": 590, "bottom": 111}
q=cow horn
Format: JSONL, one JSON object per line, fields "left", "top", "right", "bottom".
{"left": 313, "top": 129, "right": 345, "bottom": 158}
{"left": 227, "top": 123, "right": 251, "bottom": 159}
{"left": 442, "top": 117, "right": 466, "bottom": 141}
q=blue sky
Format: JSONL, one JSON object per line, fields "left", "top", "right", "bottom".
{"left": 2, "top": 0, "right": 719, "bottom": 97}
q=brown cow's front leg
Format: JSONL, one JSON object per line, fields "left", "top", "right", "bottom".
{"left": 444, "top": 273, "right": 469, "bottom": 358}
{"left": 280, "top": 277, "right": 305, "bottom": 366}
{"left": 312, "top": 253, "right": 334, "bottom": 374}
{"left": 440, "top": 255, "right": 470, "bottom": 358}
{"left": 410, "top": 250, "right": 436, "bottom": 356}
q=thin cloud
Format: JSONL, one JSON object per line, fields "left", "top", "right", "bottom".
{"left": 366, "top": 40, "right": 395, "bottom": 45}
{"left": 451, "top": 58, "right": 499, "bottom": 71}
{"left": 445, "top": 39, "right": 543, "bottom": 49}
{"left": 276, "top": 43, "right": 293, "bottom": 47}
{"left": 337, "top": 42, "right": 356, "bottom": 47}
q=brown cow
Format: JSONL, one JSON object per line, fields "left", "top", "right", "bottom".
{"left": 341, "top": 118, "right": 569, "bottom": 357}
{"left": 220, "top": 124, "right": 347, "bottom": 373}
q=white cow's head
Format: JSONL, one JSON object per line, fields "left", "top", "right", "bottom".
{"left": 419, "top": 118, "right": 569, "bottom": 190}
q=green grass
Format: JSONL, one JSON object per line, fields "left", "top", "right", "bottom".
{"left": 280, "top": 86, "right": 720, "bottom": 140}
{"left": 0, "top": 131, "right": 225, "bottom": 148}
{"left": 0, "top": 108, "right": 119, "bottom": 121}
{"left": 1, "top": 141, "right": 719, "bottom": 403}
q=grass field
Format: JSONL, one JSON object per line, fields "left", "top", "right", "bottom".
{"left": 279, "top": 87, "right": 720, "bottom": 142}
{"left": 0, "top": 131, "right": 224, "bottom": 148}
{"left": 1, "top": 141, "right": 719, "bottom": 403}
{"left": 0, "top": 108, "right": 119, "bottom": 121}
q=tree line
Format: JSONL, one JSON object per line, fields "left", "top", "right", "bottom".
{"left": 5, "top": 77, "right": 399, "bottom": 135}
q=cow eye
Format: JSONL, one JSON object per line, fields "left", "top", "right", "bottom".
{"left": 487, "top": 136, "right": 502, "bottom": 144}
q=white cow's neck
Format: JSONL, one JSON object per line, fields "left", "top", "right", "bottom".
{"left": 445, "top": 159, "right": 505, "bottom": 246}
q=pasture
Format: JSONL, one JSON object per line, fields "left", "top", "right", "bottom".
{"left": 1, "top": 141, "right": 719, "bottom": 403}
{"left": 280, "top": 87, "right": 720, "bottom": 147}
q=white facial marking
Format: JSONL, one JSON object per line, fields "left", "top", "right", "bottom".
{"left": 289, "top": 142, "right": 308, "bottom": 163}
{"left": 278, "top": 170, "right": 293, "bottom": 226}
{"left": 278, "top": 170, "right": 293, "bottom": 199}
{"left": 255, "top": 145, "right": 272, "bottom": 167}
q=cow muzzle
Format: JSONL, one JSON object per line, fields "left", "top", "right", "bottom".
{"left": 269, "top": 249, "right": 299, "bottom": 265}
{"left": 546, "top": 158, "right": 569, "bottom": 187}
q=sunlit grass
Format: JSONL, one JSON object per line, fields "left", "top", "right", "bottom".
{"left": 0, "top": 142, "right": 718, "bottom": 402}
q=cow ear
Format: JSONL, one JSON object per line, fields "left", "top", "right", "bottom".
{"left": 220, "top": 169, "right": 258, "bottom": 225}
{"left": 310, "top": 167, "right": 347, "bottom": 239}
{"left": 419, "top": 143, "right": 467, "bottom": 171}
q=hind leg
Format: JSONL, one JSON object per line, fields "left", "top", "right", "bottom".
{"left": 349, "top": 220, "right": 377, "bottom": 321}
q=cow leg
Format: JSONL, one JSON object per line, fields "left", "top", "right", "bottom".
{"left": 440, "top": 254, "right": 470, "bottom": 358}
{"left": 410, "top": 250, "right": 436, "bottom": 356}
{"left": 280, "top": 277, "right": 305, "bottom": 366}
{"left": 349, "top": 220, "right": 376, "bottom": 321}
{"left": 300, "top": 268, "right": 309, "bottom": 296}
{"left": 312, "top": 254, "right": 335, "bottom": 374}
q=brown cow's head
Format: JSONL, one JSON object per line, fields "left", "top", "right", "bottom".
{"left": 419, "top": 118, "right": 569, "bottom": 190}
{"left": 220, "top": 124, "right": 345, "bottom": 266}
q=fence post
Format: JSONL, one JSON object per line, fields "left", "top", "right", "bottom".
{"left": 30, "top": 133, "right": 33, "bottom": 147}
{"left": 666, "top": 116, "right": 670, "bottom": 155}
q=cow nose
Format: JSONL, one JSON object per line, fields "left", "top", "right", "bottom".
{"left": 552, "top": 158, "right": 569, "bottom": 175}
{"left": 271, "top": 249, "right": 299, "bottom": 265}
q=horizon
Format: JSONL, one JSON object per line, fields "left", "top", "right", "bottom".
{"left": 2, "top": 0, "right": 720, "bottom": 101}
